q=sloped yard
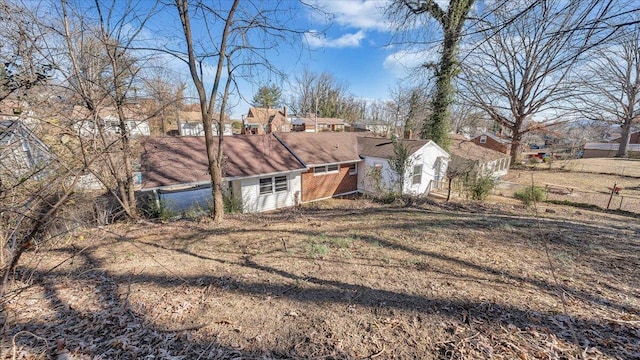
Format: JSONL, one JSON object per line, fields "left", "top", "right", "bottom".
{"left": 3, "top": 199, "right": 639, "bottom": 359}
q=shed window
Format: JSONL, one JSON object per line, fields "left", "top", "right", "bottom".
{"left": 260, "top": 176, "right": 288, "bottom": 195}
{"left": 348, "top": 163, "right": 357, "bottom": 175}
{"left": 314, "top": 164, "right": 339, "bottom": 175}
{"left": 480, "top": 135, "right": 487, "bottom": 144}
{"left": 412, "top": 165, "right": 423, "bottom": 185}
{"left": 274, "top": 176, "right": 288, "bottom": 192}
{"left": 259, "top": 178, "right": 273, "bottom": 195}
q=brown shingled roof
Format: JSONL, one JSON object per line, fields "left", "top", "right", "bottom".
{"left": 449, "top": 134, "right": 507, "bottom": 162}
{"left": 274, "top": 132, "right": 361, "bottom": 166}
{"left": 140, "top": 135, "right": 305, "bottom": 189}
{"left": 357, "top": 137, "right": 430, "bottom": 159}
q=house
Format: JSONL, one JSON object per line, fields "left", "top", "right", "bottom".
{"left": 274, "top": 132, "right": 361, "bottom": 202}
{"left": 290, "top": 115, "right": 346, "bottom": 132}
{"left": 351, "top": 120, "right": 391, "bottom": 137}
{"left": 582, "top": 142, "right": 640, "bottom": 158}
{"left": 242, "top": 107, "right": 289, "bottom": 134}
{"left": 449, "top": 134, "right": 510, "bottom": 178}
{"left": 72, "top": 105, "right": 151, "bottom": 137}
{"left": 357, "top": 137, "right": 449, "bottom": 196}
{"left": 470, "top": 131, "right": 510, "bottom": 154}
{"left": 0, "top": 119, "right": 54, "bottom": 185}
{"left": 139, "top": 135, "right": 306, "bottom": 213}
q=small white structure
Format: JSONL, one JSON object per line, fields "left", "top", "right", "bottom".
{"left": 357, "top": 138, "right": 450, "bottom": 196}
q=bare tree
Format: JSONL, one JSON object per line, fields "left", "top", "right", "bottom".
{"left": 55, "top": 0, "right": 160, "bottom": 219}
{"left": 0, "top": 2, "right": 51, "bottom": 102}
{"left": 576, "top": 22, "right": 640, "bottom": 157}
{"left": 459, "top": 0, "right": 618, "bottom": 165}
{"left": 290, "top": 70, "right": 353, "bottom": 118}
{"left": 174, "top": 0, "right": 305, "bottom": 222}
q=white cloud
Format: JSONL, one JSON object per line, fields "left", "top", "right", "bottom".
{"left": 383, "top": 48, "right": 439, "bottom": 76}
{"left": 305, "top": 30, "right": 366, "bottom": 49}
{"left": 310, "top": 0, "right": 391, "bottom": 31}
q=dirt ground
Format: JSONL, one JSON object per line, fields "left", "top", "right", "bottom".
{"left": 500, "top": 166, "right": 640, "bottom": 213}
{"left": 2, "top": 196, "right": 639, "bottom": 359}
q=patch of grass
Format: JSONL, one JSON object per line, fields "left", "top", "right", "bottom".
{"left": 306, "top": 238, "right": 329, "bottom": 258}
{"left": 330, "top": 236, "right": 353, "bottom": 249}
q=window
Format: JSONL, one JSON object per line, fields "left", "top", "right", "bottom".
{"left": 259, "top": 178, "right": 273, "bottom": 195}
{"left": 348, "top": 163, "right": 357, "bottom": 175}
{"left": 412, "top": 165, "right": 422, "bottom": 185}
{"left": 314, "top": 164, "right": 339, "bottom": 175}
{"left": 480, "top": 135, "right": 487, "bottom": 144}
{"left": 260, "top": 176, "right": 288, "bottom": 195}
{"left": 274, "top": 176, "right": 288, "bottom": 192}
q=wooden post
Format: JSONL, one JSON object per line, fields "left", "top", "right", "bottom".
{"left": 607, "top": 182, "right": 617, "bottom": 210}
{"left": 618, "top": 196, "right": 624, "bottom": 211}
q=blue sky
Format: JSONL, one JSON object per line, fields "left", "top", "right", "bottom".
{"left": 138, "top": 0, "right": 429, "bottom": 120}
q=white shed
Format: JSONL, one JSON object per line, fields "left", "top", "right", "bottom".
{"left": 357, "top": 138, "right": 449, "bottom": 196}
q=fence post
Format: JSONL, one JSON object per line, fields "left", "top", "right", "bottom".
{"left": 607, "top": 182, "right": 617, "bottom": 210}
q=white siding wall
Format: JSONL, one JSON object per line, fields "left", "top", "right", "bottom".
{"left": 403, "top": 143, "right": 449, "bottom": 195}
{"left": 357, "top": 156, "right": 394, "bottom": 195}
{"left": 240, "top": 172, "right": 302, "bottom": 213}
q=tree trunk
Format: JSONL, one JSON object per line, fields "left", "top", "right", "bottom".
{"left": 422, "top": 28, "right": 458, "bottom": 151}
{"left": 509, "top": 131, "right": 524, "bottom": 166}
{"left": 616, "top": 121, "right": 632, "bottom": 158}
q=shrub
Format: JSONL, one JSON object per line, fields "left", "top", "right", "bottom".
{"left": 140, "top": 199, "right": 177, "bottom": 220}
{"left": 223, "top": 191, "right": 244, "bottom": 214}
{"left": 514, "top": 186, "right": 546, "bottom": 205}
{"left": 465, "top": 174, "right": 496, "bottom": 201}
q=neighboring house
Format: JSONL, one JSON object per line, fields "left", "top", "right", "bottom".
{"left": 290, "top": 115, "right": 346, "bottom": 132}
{"left": 352, "top": 120, "right": 391, "bottom": 137}
{"left": 72, "top": 106, "right": 151, "bottom": 137}
{"left": 274, "top": 132, "right": 361, "bottom": 202}
{"left": 357, "top": 137, "right": 450, "bottom": 196}
{"left": 243, "top": 107, "right": 289, "bottom": 134}
{"left": 470, "top": 131, "right": 510, "bottom": 154}
{"left": 139, "top": 135, "right": 306, "bottom": 213}
{"left": 0, "top": 119, "right": 54, "bottom": 185}
{"left": 611, "top": 130, "right": 640, "bottom": 145}
{"left": 582, "top": 142, "right": 640, "bottom": 158}
{"left": 449, "top": 134, "right": 510, "bottom": 178}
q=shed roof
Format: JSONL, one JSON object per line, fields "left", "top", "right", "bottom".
{"left": 357, "top": 137, "right": 431, "bottom": 159}
{"left": 140, "top": 135, "right": 305, "bottom": 189}
{"left": 274, "top": 132, "right": 361, "bottom": 166}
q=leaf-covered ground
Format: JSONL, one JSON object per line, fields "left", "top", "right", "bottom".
{"left": 3, "top": 198, "right": 639, "bottom": 359}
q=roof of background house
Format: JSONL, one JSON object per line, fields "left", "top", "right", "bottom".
{"left": 357, "top": 137, "right": 432, "bottom": 159}
{"left": 449, "top": 134, "right": 508, "bottom": 162}
{"left": 140, "top": 135, "right": 305, "bottom": 189}
{"left": 290, "top": 116, "right": 346, "bottom": 125}
{"left": 274, "top": 132, "right": 361, "bottom": 166}
{"left": 472, "top": 131, "right": 510, "bottom": 144}
{"left": 246, "top": 107, "right": 287, "bottom": 124}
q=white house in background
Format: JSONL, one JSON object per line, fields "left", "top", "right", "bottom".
{"left": 72, "top": 106, "right": 151, "bottom": 137}
{"left": 139, "top": 135, "right": 306, "bottom": 213}
{"left": 179, "top": 121, "right": 232, "bottom": 136}
{"left": 357, "top": 137, "right": 450, "bottom": 196}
